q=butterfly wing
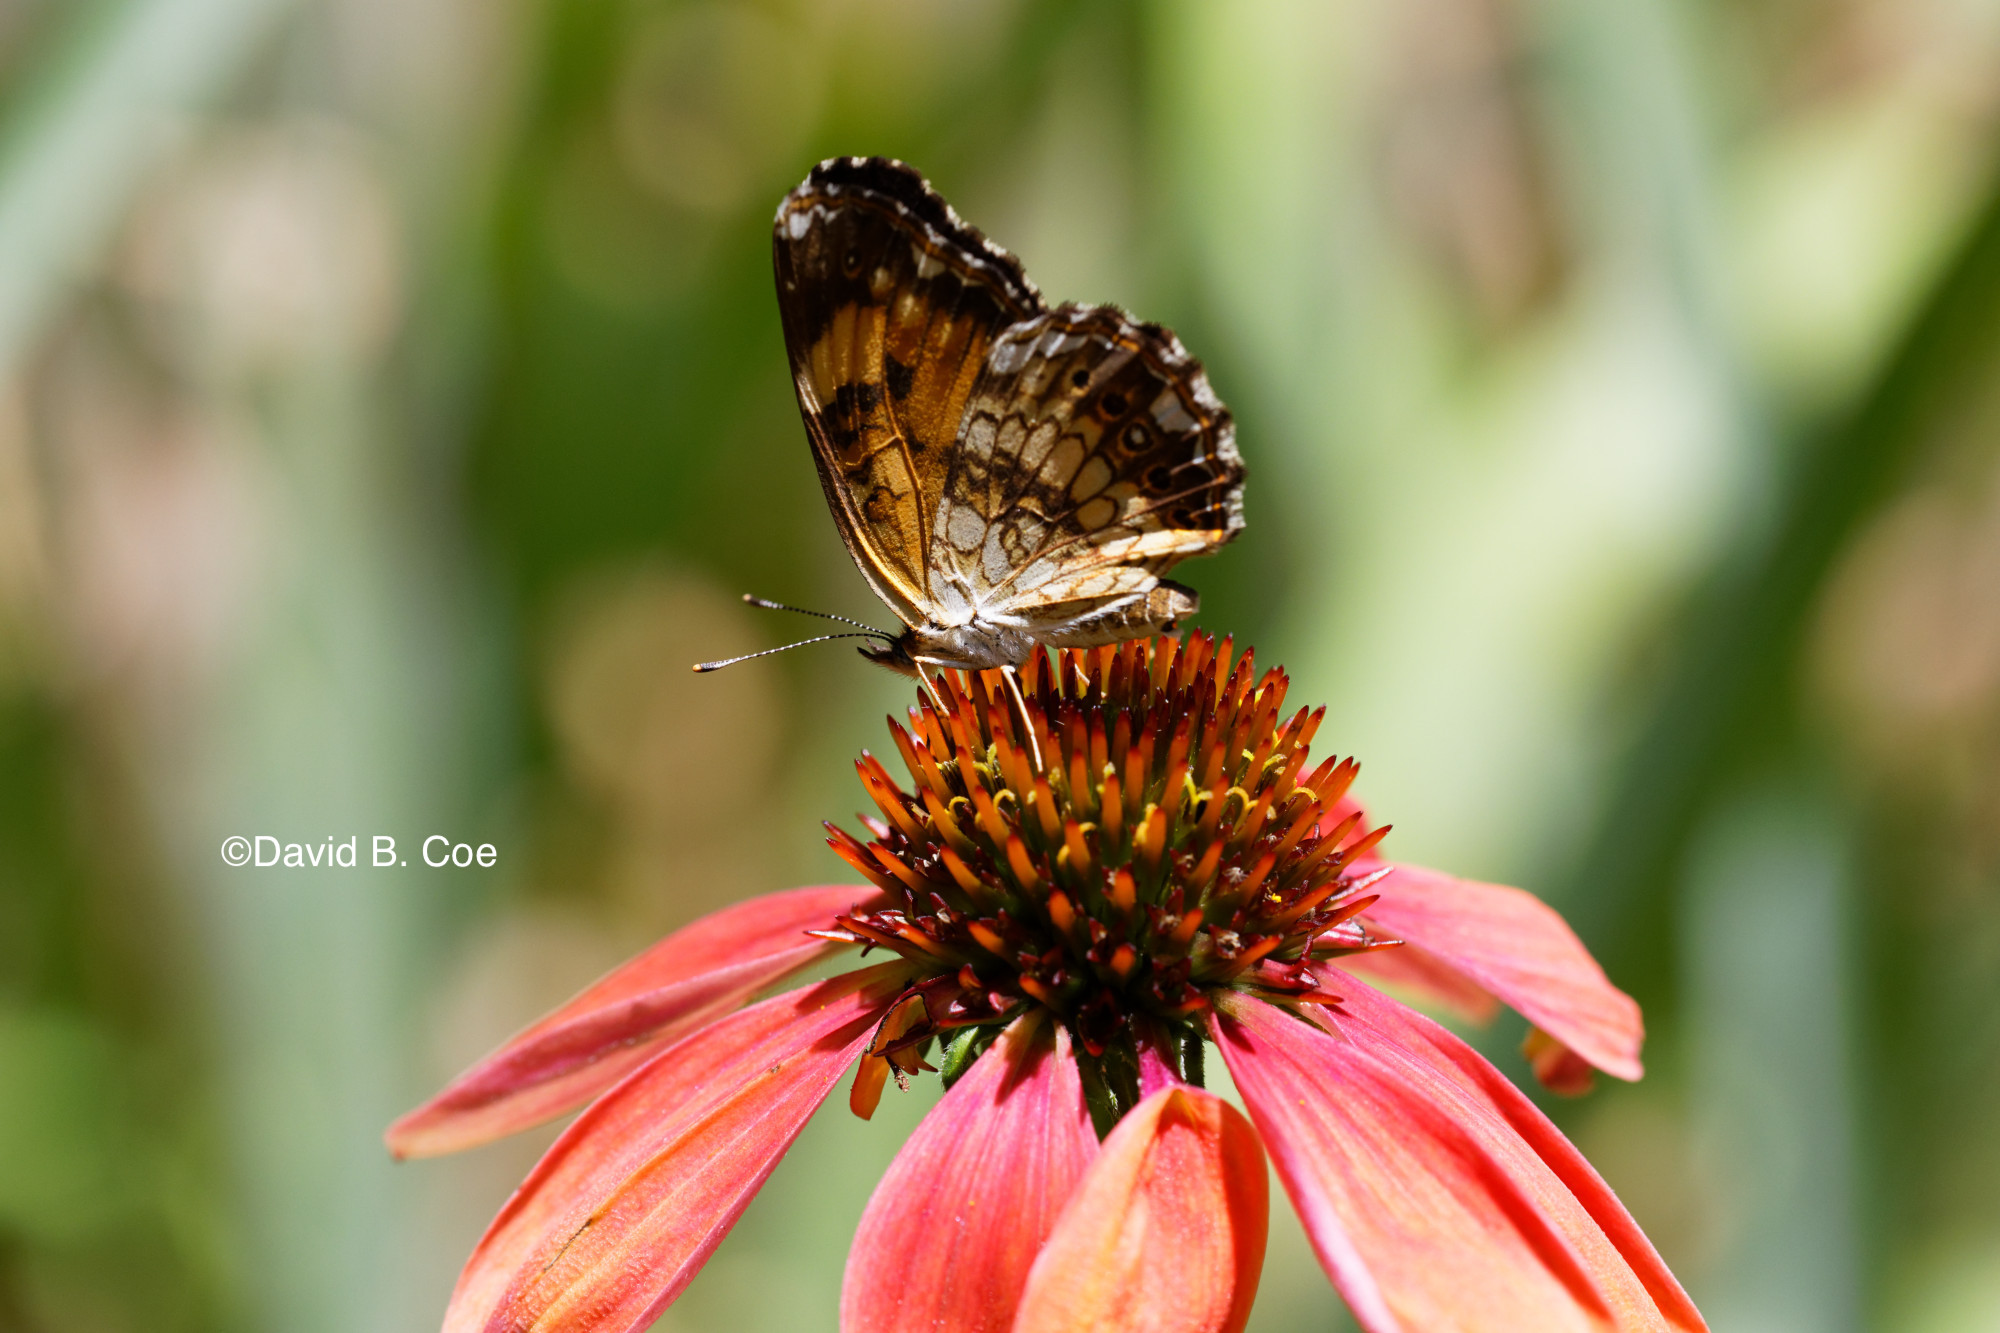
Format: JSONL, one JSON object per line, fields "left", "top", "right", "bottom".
{"left": 927, "top": 303, "right": 1245, "bottom": 643}
{"left": 773, "top": 157, "right": 1044, "bottom": 628}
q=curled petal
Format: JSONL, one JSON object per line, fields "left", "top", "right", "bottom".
{"left": 1215, "top": 988, "right": 1704, "bottom": 1333}
{"left": 1355, "top": 864, "right": 1643, "bottom": 1081}
{"left": 388, "top": 885, "right": 879, "bottom": 1158}
{"left": 1013, "top": 1086, "right": 1267, "bottom": 1333}
{"left": 849, "top": 991, "right": 931, "bottom": 1120}
{"left": 1523, "top": 1026, "right": 1596, "bottom": 1096}
{"left": 447, "top": 963, "right": 910, "bottom": 1333}
{"left": 841, "top": 1013, "right": 1097, "bottom": 1333}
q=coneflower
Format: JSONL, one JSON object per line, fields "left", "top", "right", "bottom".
{"left": 390, "top": 634, "right": 1703, "bottom": 1333}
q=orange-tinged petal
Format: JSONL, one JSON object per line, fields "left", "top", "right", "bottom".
{"left": 1356, "top": 863, "right": 1644, "bottom": 1081}
{"left": 446, "top": 962, "right": 910, "bottom": 1333}
{"left": 1012, "top": 1086, "right": 1267, "bottom": 1333}
{"left": 1524, "top": 1026, "right": 1597, "bottom": 1095}
{"left": 1309, "top": 982, "right": 1701, "bottom": 1329}
{"left": 388, "top": 885, "right": 880, "bottom": 1158}
{"left": 849, "top": 991, "right": 929, "bottom": 1120}
{"left": 1215, "top": 988, "right": 1704, "bottom": 1333}
{"left": 1336, "top": 939, "right": 1501, "bottom": 1026}
{"left": 841, "top": 1013, "right": 1097, "bottom": 1333}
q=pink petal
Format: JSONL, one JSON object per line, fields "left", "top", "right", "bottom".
{"left": 1012, "top": 1086, "right": 1267, "bottom": 1333}
{"left": 445, "top": 962, "right": 910, "bottom": 1333}
{"left": 1356, "top": 863, "right": 1643, "bottom": 1081}
{"left": 841, "top": 1013, "right": 1097, "bottom": 1333}
{"left": 1336, "top": 941, "right": 1500, "bottom": 1026}
{"left": 1332, "top": 981, "right": 1696, "bottom": 1327}
{"left": 1215, "top": 988, "right": 1704, "bottom": 1333}
{"left": 388, "top": 885, "right": 879, "bottom": 1158}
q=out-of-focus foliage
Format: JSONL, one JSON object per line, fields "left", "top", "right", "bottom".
{"left": 1, "top": 0, "right": 1999, "bottom": 1330}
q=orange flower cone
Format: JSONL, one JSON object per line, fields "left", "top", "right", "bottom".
{"left": 391, "top": 634, "right": 1705, "bottom": 1333}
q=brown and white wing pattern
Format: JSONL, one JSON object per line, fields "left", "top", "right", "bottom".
{"left": 773, "top": 157, "right": 1043, "bottom": 627}
{"left": 927, "top": 303, "right": 1245, "bottom": 644}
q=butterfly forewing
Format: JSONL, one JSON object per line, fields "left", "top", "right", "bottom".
{"left": 773, "top": 158, "right": 1043, "bottom": 628}
{"left": 929, "top": 304, "right": 1245, "bottom": 644}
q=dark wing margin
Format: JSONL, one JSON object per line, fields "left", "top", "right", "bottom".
{"left": 773, "top": 157, "right": 1044, "bottom": 626}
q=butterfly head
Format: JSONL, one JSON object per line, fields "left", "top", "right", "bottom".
{"left": 856, "top": 629, "right": 920, "bottom": 674}
{"left": 869, "top": 620, "right": 1048, "bottom": 676}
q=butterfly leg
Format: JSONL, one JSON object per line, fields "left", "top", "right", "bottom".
{"left": 914, "top": 667, "right": 951, "bottom": 718}
{"left": 998, "top": 664, "right": 1045, "bottom": 775}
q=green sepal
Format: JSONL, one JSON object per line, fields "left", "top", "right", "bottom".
{"left": 1076, "top": 1051, "right": 1121, "bottom": 1139}
{"left": 939, "top": 1023, "right": 1002, "bottom": 1090}
{"left": 1181, "top": 1027, "right": 1206, "bottom": 1088}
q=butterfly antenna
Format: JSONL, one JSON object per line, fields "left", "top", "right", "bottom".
{"left": 692, "top": 633, "right": 890, "bottom": 673}
{"left": 740, "top": 594, "right": 891, "bottom": 636}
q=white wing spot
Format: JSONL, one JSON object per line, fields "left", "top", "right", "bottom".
{"left": 1019, "top": 421, "right": 1061, "bottom": 474}
{"left": 933, "top": 582, "right": 972, "bottom": 620}
{"left": 947, "top": 507, "right": 985, "bottom": 553}
{"left": 1003, "top": 515, "right": 1044, "bottom": 555}
{"left": 1016, "top": 557, "right": 1060, "bottom": 590}
{"left": 981, "top": 527, "right": 1013, "bottom": 583}
{"left": 1039, "top": 437, "right": 1085, "bottom": 492}
{"left": 994, "top": 415, "right": 1027, "bottom": 466}
{"left": 1041, "top": 331, "right": 1084, "bottom": 358}
{"left": 990, "top": 335, "right": 1031, "bottom": 374}
{"left": 1150, "top": 389, "right": 1195, "bottom": 433}
{"left": 964, "top": 414, "right": 998, "bottom": 465}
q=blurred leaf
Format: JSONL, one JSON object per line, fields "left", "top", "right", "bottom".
{"left": 1569, "top": 155, "right": 2000, "bottom": 997}
{"left": 0, "top": 0, "right": 302, "bottom": 377}
{"left": 0, "top": 1006, "right": 138, "bottom": 1242}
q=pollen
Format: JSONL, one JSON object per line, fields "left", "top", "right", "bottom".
{"left": 824, "top": 634, "right": 1396, "bottom": 1125}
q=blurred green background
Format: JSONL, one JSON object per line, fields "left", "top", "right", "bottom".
{"left": 2, "top": 0, "right": 1999, "bottom": 1329}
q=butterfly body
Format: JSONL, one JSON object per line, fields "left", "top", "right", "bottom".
{"left": 774, "top": 157, "right": 1244, "bottom": 675}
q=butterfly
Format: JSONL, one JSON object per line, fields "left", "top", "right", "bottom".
{"left": 713, "top": 156, "right": 1244, "bottom": 689}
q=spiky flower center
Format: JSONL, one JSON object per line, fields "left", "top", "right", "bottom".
{"left": 824, "top": 633, "right": 1393, "bottom": 1126}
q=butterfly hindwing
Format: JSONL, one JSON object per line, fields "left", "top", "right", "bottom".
{"left": 927, "top": 303, "right": 1245, "bottom": 644}
{"left": 773, "top": 158, "right": 1043, "bottom": 627}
